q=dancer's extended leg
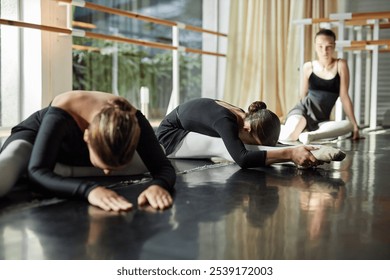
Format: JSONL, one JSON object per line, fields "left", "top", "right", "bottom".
{"left": 279, "top": 115, "right": 307, "bottom": 141}
{"left": 0, "top": 140, "right": 33, "bottom": 196}
{"left": 298, "top": 120, "right": 353, "bottom": 144}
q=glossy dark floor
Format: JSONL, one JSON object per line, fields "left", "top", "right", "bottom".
{"left": 1, "top": 130, "right": 389, "bottom": 260}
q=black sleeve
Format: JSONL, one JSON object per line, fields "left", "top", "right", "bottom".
{"left": 135, "top": 111, "right": 176, "bottom": 192}
{"left": 214, "top": 117, "right": 267, "bottom": 168}
{"left": 28, "top": 110, "right": 99, "bottom": 199}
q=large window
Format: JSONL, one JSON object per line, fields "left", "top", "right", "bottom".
{"left": 0, "top": 0, "right": 227, "bottom": 132}
{"left": 72, "top": 0, "right": 204, "bottom": 120}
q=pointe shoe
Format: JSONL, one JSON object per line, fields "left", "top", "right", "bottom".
{"left": 310, "top": 145, "right": 346, "bottom": 163}
{"left": 296, "top": 145, "right": 346, "bottom": 169}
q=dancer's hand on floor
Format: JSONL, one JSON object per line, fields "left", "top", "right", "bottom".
{"left": 291, "top": 146, "right": 319, "bottom": 167}
{"left": 88, "top": 186, "right": 133, "bottom": 212}
{"left": 138, "top": 185, "right": 173, "bottom": 210}
{"left": 352, "top": 126, "right": 363, "bottom": 140}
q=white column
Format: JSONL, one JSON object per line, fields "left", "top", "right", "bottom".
{"left": 354, "top": 27, "right": 362, "bottom": 126}
{"left": 369, "top": 20, "right": 380, "bottom": 130}
{"left": 202, "top": 0, "right": 229, "bottom": 100}
{"left": 21, "top": 0, "right": 43, "bottom": 118}
{"left": 110, "top": 27, "right": 119, "bottom": 96}
{"left": 140, "top": 86, "right": 149, "bottom": 119}
{"left": 364, "top": 27, "right": 372, "bottom": 127}
{"left": 166, "top": 25, "right": 180, "bottom": 114}
{"left": 347, "top": 27, "right": 355, "bottom": 100}
{"left": 330, "top": 13, "right": 352, "bottom": 122}
{"left": 335, "top": 18, "right": 345, "bottom": 122}
{"left": 0, "top": 0, "right": 21, "bottom": 128}
{"left": 202, "top": 0, "right": 218, "bottom": 99}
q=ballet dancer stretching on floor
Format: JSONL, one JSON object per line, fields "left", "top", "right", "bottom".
{"left": 156, "top": 98, "right": 345, "bottom": 169}
{"left": 0, "top": 91, "right": 176, "bottom": 211}
{"left": 279, "top": 29, "right": 361, "bottom": 144}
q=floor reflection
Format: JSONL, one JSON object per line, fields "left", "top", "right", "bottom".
{"left": 1, "top": 132, "right": 389, "bottom": 259}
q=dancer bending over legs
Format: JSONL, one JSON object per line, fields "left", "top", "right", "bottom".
{"left": 279, "top": 29, "right": 360, "bottom": 144}
{"left": 0, "top": 91, "right": 176, "bottom": 211}
{"left": 157, "top": 98, "right": 345, "bottom": 169}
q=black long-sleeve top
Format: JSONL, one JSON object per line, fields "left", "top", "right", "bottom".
{"left": 156, "top": 98, "right": 267, "bottom": 168}
{"left": 27, "top": 106, "right": 175, "bottom": 199}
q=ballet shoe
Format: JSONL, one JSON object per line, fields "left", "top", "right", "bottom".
{"left": 310, "top": 145, "right": 346, "bottom": 162}
{"left": 296, "top": 145, "right": 346, "bottom": 169}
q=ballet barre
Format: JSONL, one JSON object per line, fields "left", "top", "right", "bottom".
{"left": 56, "top": 0, "right": 227, "bottom": 37}
{"left": 56, "top": 0, "right": 227, "bottom": 111}
{"left": 0, "top": 18, "right": 225, "bottom": 57}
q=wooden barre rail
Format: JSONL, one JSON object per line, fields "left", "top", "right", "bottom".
{"left": 344, "top": 46, "right": 389, "bottom": 52}
{"left": 312, "top": 18, "right": 390, "bottom": 26}
{"left": 347, "top": 39, "right": 390, "bottom": 48}
{"left": 310, "top": 11, "right": 390, "bottom": 25}
{"left": 0, "top": 18, "right": 226, "bottom": 57}
{"left": 346, "top": 21, "right": 390, "bottom": 28}
{"left": 57, "top": 0, "right": 228, "bottom": 37}
{"left": 0, "top": 18, "right": 72, "bottom": 34}
{"left": 72, "top": 44, "right": 99, "bottom": 52}
{"left": 351, "top": 11, "right": 390, "bottom": 20}
{"left": 73, "top": 20, "right": 96, "bottom": 29}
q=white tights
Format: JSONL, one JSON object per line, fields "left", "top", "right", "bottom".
{"left": 168, "top": 132, "right": 282, "bottom": 161}
{"left": 0, "top": 140, "right": 32, "bottom": 196}
{"left": 279, "top": 115, "right": 353, "bottom": 144}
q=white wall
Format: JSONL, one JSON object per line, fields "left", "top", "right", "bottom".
{"left": 0, "top": 0, "right": 72, "bottom": 133}
{"left": 0, "top": 0, "right": 21, "bottom": 128}
{"left": 202, "top": 0, "right": 230, "bottom": 100}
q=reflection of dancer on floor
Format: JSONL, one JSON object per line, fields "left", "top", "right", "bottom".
{"left": 279, "top": 29, "right": 360, "bottom": 144}
{"left": 0, "top": 91, "right": 176, "bottom": 211}
{"left": 157, "top": 98, "right": 344, "bottom": 169}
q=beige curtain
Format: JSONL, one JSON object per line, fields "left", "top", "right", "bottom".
{"left": 224, "top": 0, "right": 338, "bottom": 120}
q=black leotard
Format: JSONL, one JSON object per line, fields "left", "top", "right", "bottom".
{"left": 156, "top": 98, "right": 267, "bottom": 168}
{"left": 2, "top": 106, "right": 176, "bottom": 198}
{"left": 286, "top": 61, "right": 340, "bottom": 131}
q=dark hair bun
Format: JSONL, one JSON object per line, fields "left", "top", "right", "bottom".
{"left": 248, "top": 101, "right": 267, "bottom": 114}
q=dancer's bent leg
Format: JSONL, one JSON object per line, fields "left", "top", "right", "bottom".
{"left": 0, "top": 140, "right": 32, "bottom": 196}
{"left": 279, "top": 115, "right": 307, "bottom": 141}
{"left": 299, "top": 120, "right": 353, "bottom": 144}
{"left": 168, "top": 132, "right": 234, "bottom": 161}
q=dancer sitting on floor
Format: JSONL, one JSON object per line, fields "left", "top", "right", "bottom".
{"left": 279, "top": 29, "right": 360, "bottom": 144}
{"left": 0, "top": 90, "right": 176, "bottom": 212}
{"left": 156, "top": 98, "right": 345, "bottom": 169}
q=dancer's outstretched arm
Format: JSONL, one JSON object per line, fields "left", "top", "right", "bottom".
{"left": 265, "top": 146, "right": 317, "bottom": 166}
